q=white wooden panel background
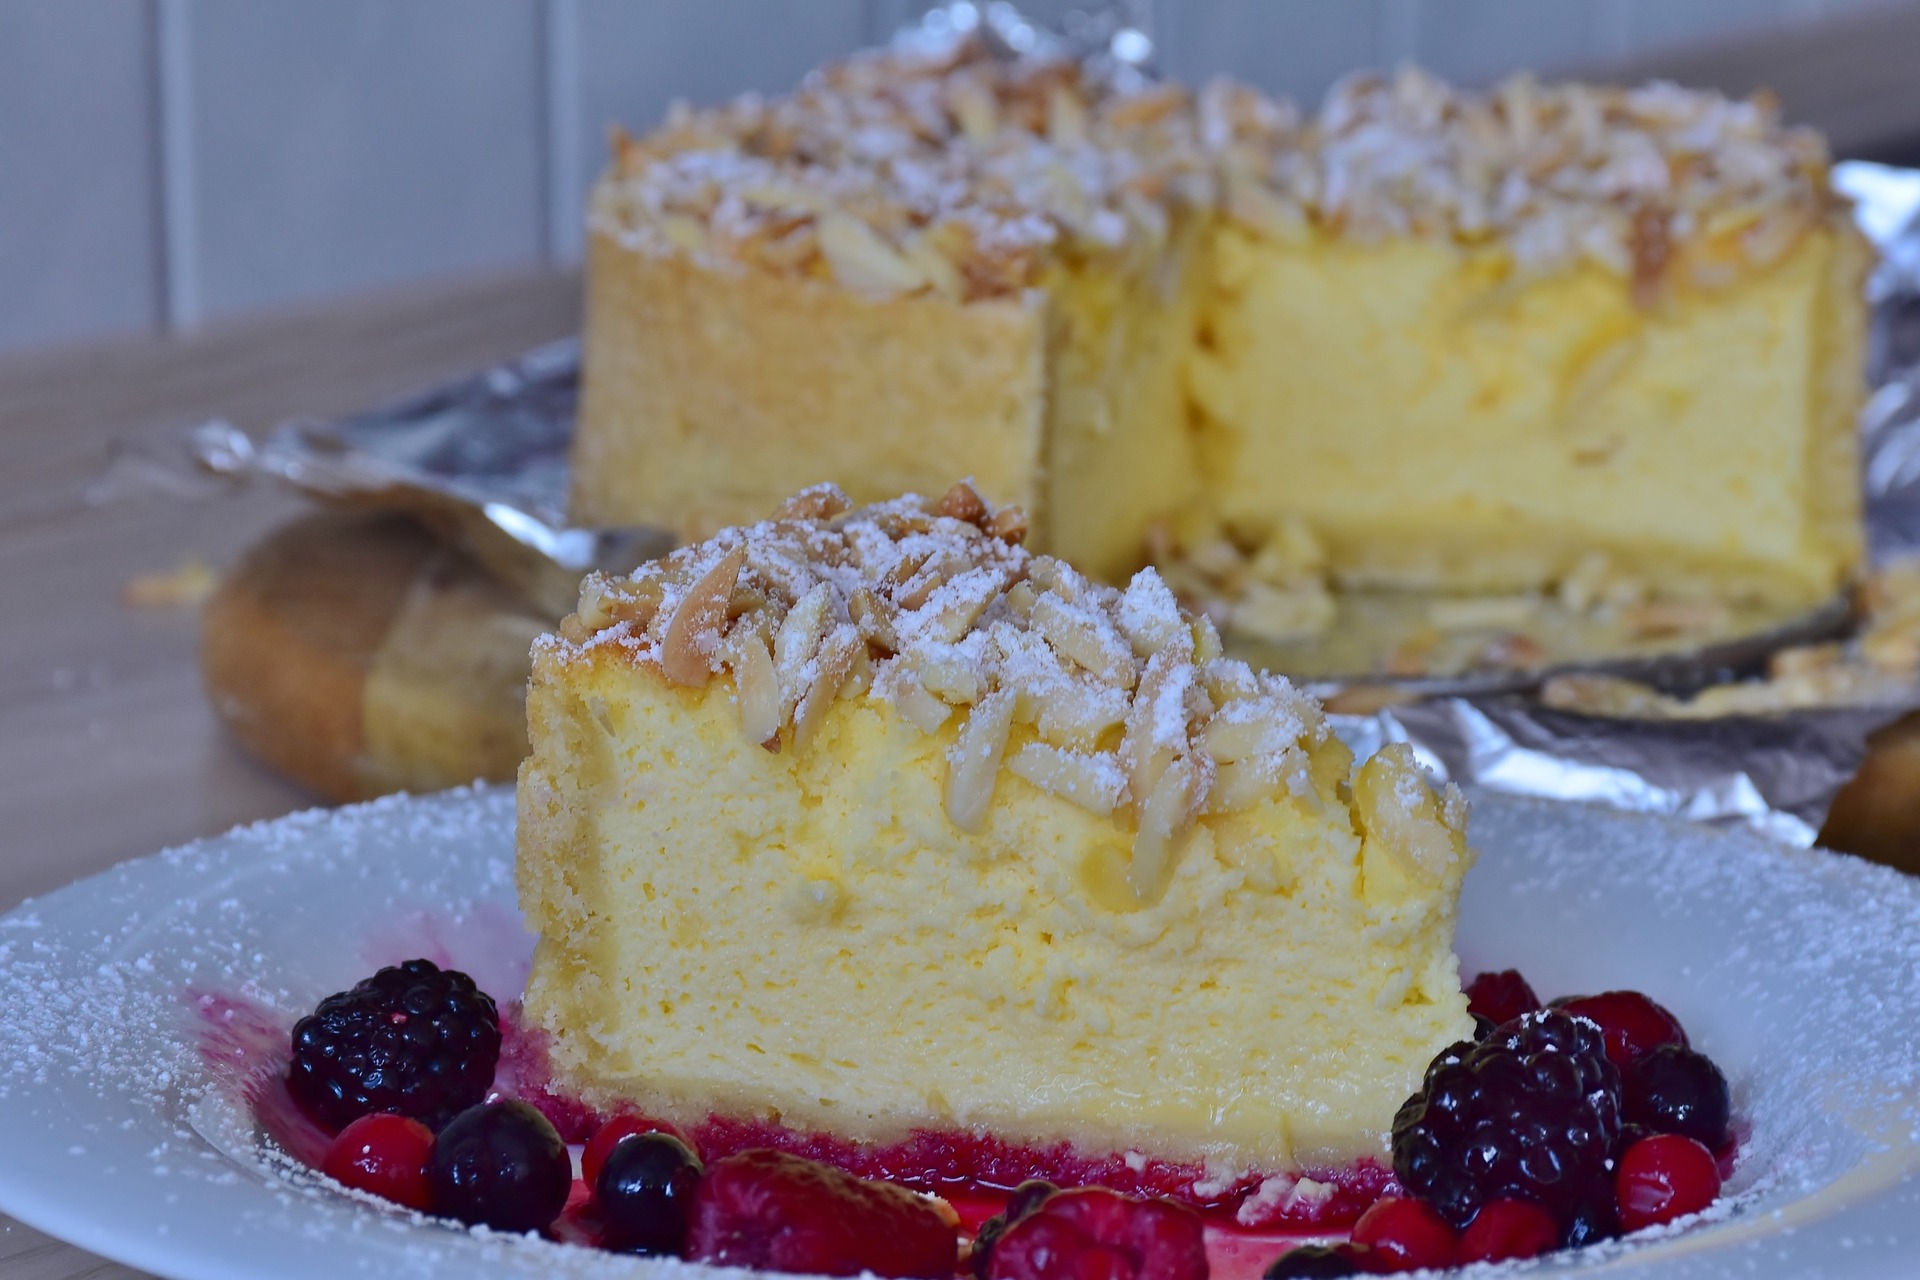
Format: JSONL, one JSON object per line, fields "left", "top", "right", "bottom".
{"left": 3, "top": 0, "right": 1917, "bottom": 355}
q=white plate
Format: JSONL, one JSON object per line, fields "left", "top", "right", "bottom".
{"left": 0, "top": 786, "right": 1917, "bottom": 1279}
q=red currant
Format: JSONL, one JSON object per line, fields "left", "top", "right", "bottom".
{"left": 322, "top": 1112, "right": 436, "bottom": 1212}
{"left": 583, "top": 1114, "right": 688, "bottom": 1194}
{"left": 1350, "top": 1196, "right": 1458, "bottom": 1271}
{"left": 1553, "top": 991, "right": 1687, "bottom": 1070}
{"left": 1615, "top": 1134, "right": 1722, "bottom": 1232}
{"left": 1457, "top": 1199, "right": 1556, "bottom": 1264}
{"left": 1463, "top": 970, "right": 1540, "bottom": 1028}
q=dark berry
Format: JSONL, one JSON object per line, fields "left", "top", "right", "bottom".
{"left": 1625, "top": 1045, "right": 1731, "bottom": 1150}
{"left": 1392, "top": 1010, "right": 1622, "bottom": 1229}
{"left": 322, "top": 1112, "right": 435, "bottom": 1212}
{"left": 689, "top": 1149, "right": 957, "bottom": 1277}
{"left": 987, "top": 1188, "right": 1206, "bottom": 1280}
{"left": 1552, "top": 991, "right": 1687, "bottom": 1070}
{"left": 1260, "top": 1242, "right": 1372, "bottom": 1278}
{"left": 1471, "top": 1013, "right": 1496, "bottom": 1040}
{"left": 970, "top": 1181, "right": 1057, "bottom": 1279}
{"left": 1351, "top": 1196, "right": 1457, "bottom": 1271}
{"left": 428, "top": 1100, "right": 571, "bottom": 1233}
{"left": 597, "top": 1132, "right": 704, "bottom": 1255}
{"left": 1560, "top": 1176, "right": 1622, "bottom": 1248}
{"left": 1458, "top": 1199, "right": 1557, "bottom": 1263}
{"left": 1615, "top": 1134, "right": 1721, "bottom": 1231}
{"left": 1465, "top": 969, "right": 1540, "bottom": 1027}
{"left": 287, "top": 959, "right": 500, "bottom": 1133}
{"left": 583, "top": 1114, "right": 689, "bottom": 1192}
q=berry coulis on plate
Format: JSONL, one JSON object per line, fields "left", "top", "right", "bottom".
{"left": 197, "top": 954, "right": 1740, "bottom": 1280}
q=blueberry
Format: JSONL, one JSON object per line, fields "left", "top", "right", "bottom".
{"left": 1560, "top": 1176, "right": 1621, "bottom": 1248}
{"left": 596, "top": 1132, "right": 704, "bottom": 1255}
{"left": 1625, "top": 1045, "right": 1730, "bottom": 1150}
{"left": 970, "top": 1180, "right": 1057, "bottom": 1278}
{"left": 1261, "top": 1242, "right": 1372, "bottom": 1278}
{"left": 429, "top": 1100, "right": 571, "bottom": 1233}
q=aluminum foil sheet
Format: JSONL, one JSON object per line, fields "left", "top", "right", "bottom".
{"left": 185, "top": 5, "right": 1920, "bottom": 846}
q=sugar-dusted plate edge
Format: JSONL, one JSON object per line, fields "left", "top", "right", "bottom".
{"left": 0, "top": 786, "right": 1916, "bottom": 1279}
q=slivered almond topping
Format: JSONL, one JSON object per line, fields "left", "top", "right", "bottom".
{"left": 554, "top": 484, "right": 1336, "bottom": 894}
{"left": 1008, "top": 743, "right": 1125, "bottom": 816}
{"left": 946, "top": 691, "right": 1016, "bottom": 832}
{"left": 1031, "top": 592, "right": 1137, "bottom": 688}
{"left": 818, "top": 211, "right": 927, "bottom": 295}
{"left": 989, "top": 507, "right": 1029, "bottom": 545}
{"left": 937, "top": 481, "right": 989, "bottom": 526}
{"left": 727, "top": 623, "right": 782, "bottom": 747}
{"left": 661, "top": 544, "right": 746, "bottom": 686}
{"left": 791, "top": 624, "right": 862, "bottom": 750}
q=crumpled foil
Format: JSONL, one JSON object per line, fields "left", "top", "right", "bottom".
{"left": 186, "top": 0, "right": 1920, "bottom": 847}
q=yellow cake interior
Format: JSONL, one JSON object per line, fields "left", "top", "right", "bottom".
{"left": 518, "top": 484, "right": 1476, "bottom": 1171}
{"left": 573, "top": 54, "right": 1869, "bottom": 618}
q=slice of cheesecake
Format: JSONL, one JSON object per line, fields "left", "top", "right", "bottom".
{"left": 574, "top": 45, "right": 1867, "bottom": 613}
{"left": 517, "top": 483, "right": 1475, "bottom": 1208}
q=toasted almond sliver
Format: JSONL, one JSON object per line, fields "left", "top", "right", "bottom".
{"left": 1007, "top": 743, "right": 1124, "bottom": 816}
{"left": 946, "top": 691, "right": 1016, "bottom": 833}
{"left": 791, "top": 625, "right": 862, "bottom": 751}
{"left": 1032, "top": 593, "right": 1138, "bottom": 689}
{"left": 728, "top": 623, "right": 782, "bottom": 746}
{"left": 818, "top": 211, "right": 926, "bottom": 295}
{"left": 915, "top": 650, "right": 982, "bottom": 705}
{"left": 661, "top": 544, "right": 746, "bottom": 686}
{"left": 893, "top": 670, "right": 955, "bottom": 735}
{"left": 1131, "top": 756, "right": 1203, "bottom": 901}
{"left": 937, "top": 481, "right": 989, "bottom": 526}
{"left": 775, "top": 583, "right": 835, "bottom": 698}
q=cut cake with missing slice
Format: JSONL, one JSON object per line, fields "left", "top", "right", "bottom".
{"left": 516, "top": 483, "right": 1476, "bottom": 1213}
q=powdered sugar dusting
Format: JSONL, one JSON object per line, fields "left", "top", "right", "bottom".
{"left": 2, "top": 789, "right": 1920, "bottom": 1274}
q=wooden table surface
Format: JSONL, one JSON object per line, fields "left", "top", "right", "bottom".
{"left": 0, "top": 268, "right": 580, "bottom": 1278}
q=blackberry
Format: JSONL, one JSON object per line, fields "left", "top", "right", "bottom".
{"left": 1624, "top": 1045, "right": 1730, "bottom": 1150}
{"left": 1392, "top": 1011, "right": 1622, "bottom": 1230}
{"left": 288, "top": 959, "right": 501, "bottom": 1133}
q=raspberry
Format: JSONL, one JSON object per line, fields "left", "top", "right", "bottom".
{"left": 1615, "top": 1135, "right": 1721, "bottom": 1232}
{"left": 597, "top": 1132, "right": 704, "bottom": 1255}
{"left": 321, "top": 1112, "right": 435, "bottom": 1212}
{"left": 429, "top": 1100, "right": 572, "bottom": 1233}
{"left": 688, "top": 1149, "right": 957, "bottom": 1277}
{"left": 1392, "top": 1010, "right": 1622, "bottom": 1229}
{"left": 287, "top": 959, "right": 500, "bottom": 1133}
{"left": 1351, "top": 1196, "right": 1457, "bottom": 1271}
{"left": 1552, "top": 991, "right": 1687, "bottom": 1071}
{"left": 986, "top": 1188, "right": 1206, "bottom": 1280}
{"left": 583, "top": 1114, "right": 690, "bottom": 1192}
{"left": 969, "top": 1180, "right": 1057, "bottom": 1279}
{"left": 1624, "top": 1045, "right": 1731, "bottom": 1150}
{"left": 1464, "top": 969, "right": 1540, "bottom": 1027}
{"left": 1458, "top": 1199, "right": 1557, "bottom": 1263}
{"left": 1259, "top": 1243, "right": 1373, "bottom": 1278}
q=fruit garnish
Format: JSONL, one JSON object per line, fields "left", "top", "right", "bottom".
{"left": 1350, "top": 1195, "right": 1457, "bottom": 1270}
{"left": 1463, "top": 969, "right": 1540, "bottom": 1027}
{"left": 969, "top": 1180, "right": 1057, "bottom": 1279}
{"left": 287, "top": 958, "right": 500, "bottom": 1132}
{"left": 1392, "top": 1010, "right": 1622, "bottom": 1229}
{"left": 1615, "top": 1134, "right": 1722, "bottom": 1231}
{"left": 984, "top": 1187, "right": 1206, "bottom": 1280}
{"left": 688, "top": 1148, "right": 957, "bottom": 1277}
{"left": 321, "top": 1112, "right": 435, "bottom": 1212}
{"left": 1259, "top": 1242, "right": 1372, "bottom": 1278}
{"left": 1458, "top": 1198, "right": 1557, "bottom": 1263}
{"left": 1552, "top": 990, "right": 1688, "bottom": 1071}
{"left": 1560, "top": 1175, "right": 1623, "bottom": 1248}
{"left": 582, "top": 1113, "right": 690, "bottom": 1192}
{"left": 428, "top": 1100, "right": 572, "bottom": 1233}
{"left": 1624, "top": 1044, "right": 1731, "bottom": 1150}
{"left": 596, "top": 1132, "right": 705, "bottom": 1255}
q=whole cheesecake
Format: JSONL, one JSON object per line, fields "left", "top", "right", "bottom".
{"left": 574, "top": 42, "right": 1868, "bottom": 610}
{"left": 516, "top": 483, "right": 1476, "bottom": 1222}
